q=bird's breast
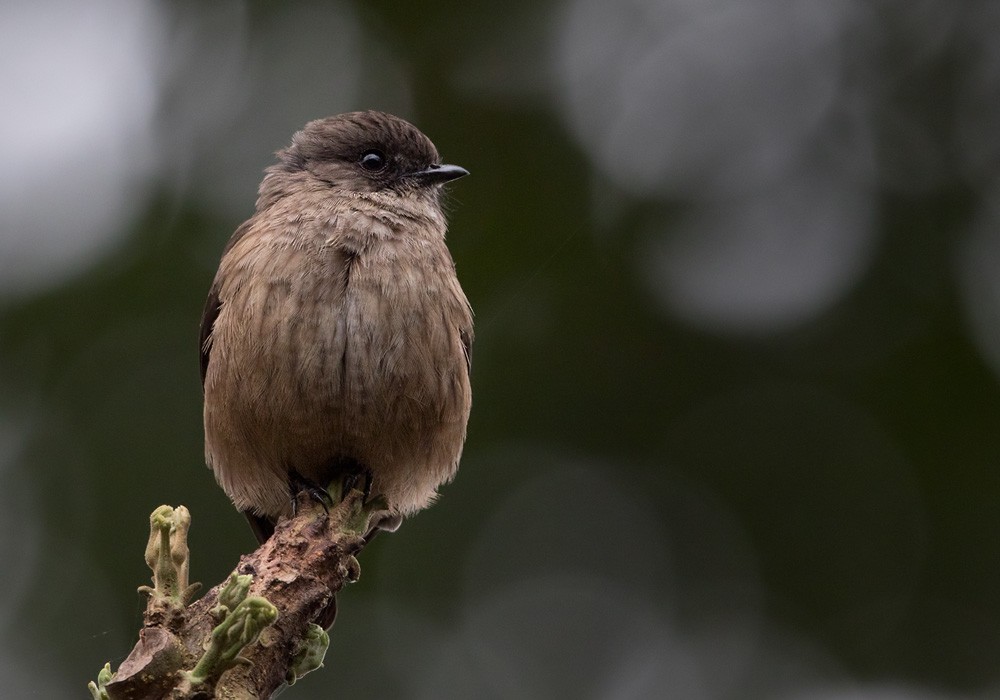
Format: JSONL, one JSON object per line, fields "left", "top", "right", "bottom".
{"left": 336, "top": 239, "right": 467, "bottom": 405}
{"left": 209, "top": 209, "right": 470, "bottom": 431}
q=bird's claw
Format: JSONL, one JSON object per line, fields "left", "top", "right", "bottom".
{"left": 289, "top": 471, "right": 334, "bottom": 515}
{"left": 341, "top": 467, "right": 374, "bottom": 502}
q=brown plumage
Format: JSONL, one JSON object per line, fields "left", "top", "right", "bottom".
{"left": 200, "top": 111, "right": 472, "bottom": 544}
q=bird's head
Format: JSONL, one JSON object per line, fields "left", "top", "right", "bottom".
{"left": 272, "top": 111, "right": 468, "bottom": 199}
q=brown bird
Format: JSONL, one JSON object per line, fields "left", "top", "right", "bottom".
{"left": 199, "top": 111, "right": 473, "bottom": 544}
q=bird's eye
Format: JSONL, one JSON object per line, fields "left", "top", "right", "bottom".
{"left": 359, "top": 149, "right": 387, "bottom": 172}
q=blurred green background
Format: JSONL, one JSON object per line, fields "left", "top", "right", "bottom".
{"left": 3, "top": 1, "right": 1000, "bottom": 698}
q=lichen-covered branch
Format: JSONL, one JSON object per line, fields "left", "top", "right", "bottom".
{"left": 93, "top": 490, "right": 374, "bottom": 699}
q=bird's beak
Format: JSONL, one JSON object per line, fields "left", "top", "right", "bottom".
{"left": 409, "top": 163, "right": 469, "bottom": 185}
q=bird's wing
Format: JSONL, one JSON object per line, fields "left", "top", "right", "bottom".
{"left": 199, "top": 221, "right": 255, "bottom": 388}
{"left": 199, "top": 286, "right": 221, "bottom": 388}
{"left": 460, "top": 327, "right": 473, "bottom": 376}
{"left": 243, "top": 511, "right": 276, "bottom": 545}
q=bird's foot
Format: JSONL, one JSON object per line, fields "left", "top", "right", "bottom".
{"left": 287, "top": 465, "right": 399, "bottom": 538}
{"left": 340, "top": 467, "right": 374, "bottom": 502}
{"left": 288, "top": 470, "right": 334, "bottom": 516}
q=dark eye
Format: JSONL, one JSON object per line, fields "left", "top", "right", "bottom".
{"left": 359, "top": 149, "right": 387, "bottom": 172}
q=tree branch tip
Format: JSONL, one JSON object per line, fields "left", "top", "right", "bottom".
{"left": 286, "top": 624, "right": 330, "bottom": 685}
{"left": 87, "top": 662, "right": 112, "bottom": 700}
{"left": 186, "top": 596, "right": 278, "bottom": 686}
{"left": 95, "top": 500, "right": 372, "bottom": 698}
{"left": 143, "top": 504, "right": 197, "bottom": 609}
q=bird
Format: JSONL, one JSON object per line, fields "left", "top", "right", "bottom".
{"left": 199, "top": 110, "right": 473, "bottom": 545}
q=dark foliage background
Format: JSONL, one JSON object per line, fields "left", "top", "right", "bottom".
{"left": 2, "top": 1, "right": 1000, "bottom": 698}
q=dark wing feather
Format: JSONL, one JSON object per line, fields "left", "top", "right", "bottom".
{"left": 199, "top": 286, "right": 221, "bottom": 388}
{"left": 200, "top": 221, "right": 255, "bottom": 388}
{"left": 460, "top": 327, "right": 473, "bottom": 376}
{"left": 243, "top": 511, "right": 276, "bottom": 545}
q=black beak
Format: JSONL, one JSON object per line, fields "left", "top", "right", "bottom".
{"left": 409, "top": 163, "right": 469, "bottom": 185}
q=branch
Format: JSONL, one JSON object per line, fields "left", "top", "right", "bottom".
{"left": 90, "top": 490, "right": 375, "bottom": 699}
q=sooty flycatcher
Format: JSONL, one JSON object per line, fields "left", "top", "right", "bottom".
{"left": 200, "top": 111, "right": 473, "bottom": 544}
